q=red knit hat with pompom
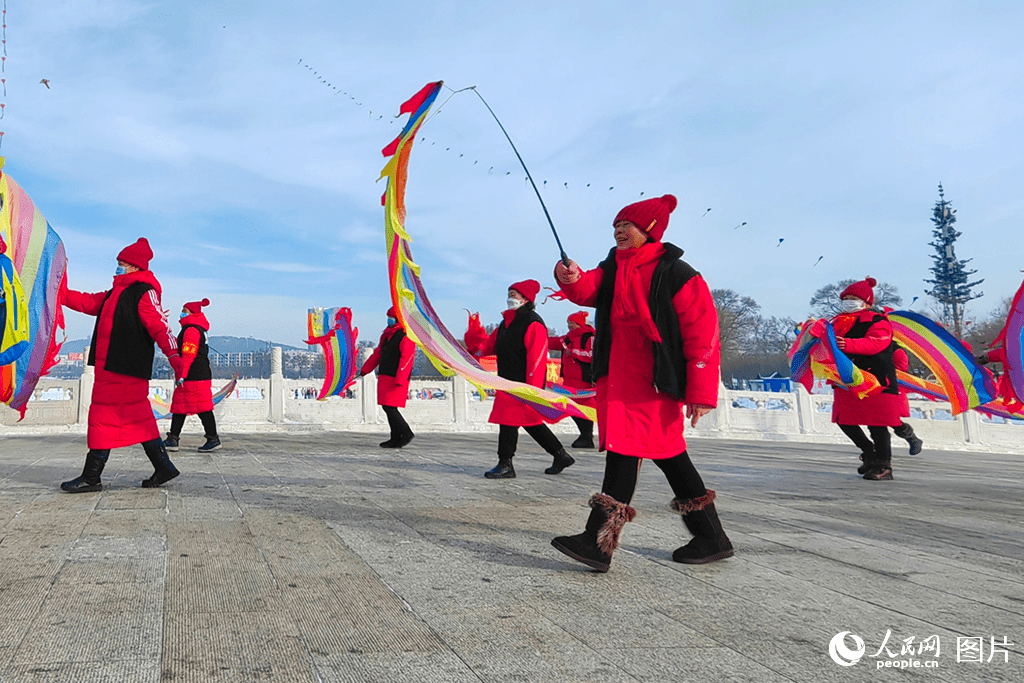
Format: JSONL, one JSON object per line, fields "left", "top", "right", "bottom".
{"left": 183, "top": 298, "right": 210, "bottom": 314}
{"left": 567, "top": 311, "right": 589, "bottom": 327}
{"left": 613, "top": 194, "right": 678, "bottom": 242}
{"left": 840, "top": 277, "right": 877, "bottom": 306}
{"left": 117, "top": 238, "right": 154, "bottom": 270}
{"left": 387, "top": 306, "right": 397, "bottom": 318}
{"left": 508, "top": 279, "right": 540, "bottom": 304}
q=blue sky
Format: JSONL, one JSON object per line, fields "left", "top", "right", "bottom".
{"left": 6, "top": 1, "right": 1023, "bottom": 345}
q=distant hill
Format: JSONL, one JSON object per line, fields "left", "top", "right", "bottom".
{"left": 61, "top": 336, "right": 302, "bottom": 354}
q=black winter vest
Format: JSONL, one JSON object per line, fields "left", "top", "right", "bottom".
{"left": 88, "top": 282, "right": 157, "bottom": 380}
{"left": 178, "top": 324, "right": 212, "bottom": 381}
{"left": 592, "top": 243, "right": 698, "bottom": 399}
{"left": 495, "top": 303, "right": 545, "bottom": 383}
{"left": 378, "top": 328, "right": 407, "bottom": 377}
{"left": 844, "top": 313, "right": 899, "bottom": 395}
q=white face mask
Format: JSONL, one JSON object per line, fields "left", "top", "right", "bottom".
{"left": 840, "top": 298, "right": 866, "bottom": 313}
{"left": 507, "top": 297, "right": 523, "bottom": 310}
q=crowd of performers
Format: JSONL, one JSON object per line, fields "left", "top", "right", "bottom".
{"left": 52, "top": 195, "right": 1018, "bottom": 574}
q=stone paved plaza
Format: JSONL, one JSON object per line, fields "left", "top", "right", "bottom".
{"left": 0, "top": 430, "right": 1022, "bottom": 682}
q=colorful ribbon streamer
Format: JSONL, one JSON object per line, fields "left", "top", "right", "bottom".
{"left": 378, "top": 81, "right": 595, "bottom": 423}
{"left": 306, "top": 306, "right": 358, "bottom": 400}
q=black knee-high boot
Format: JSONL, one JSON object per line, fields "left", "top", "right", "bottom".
{"left": 141, "top": 439, "right": 180, "bottom": 488}
{"left": 671, "top": 490, "right": 734, "bottom": 564}
{"left": 61, "top": 450, "right": 109, "bottom": 493}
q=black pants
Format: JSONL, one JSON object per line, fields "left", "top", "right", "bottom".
{"left": 382, "top": 405, "right": 412, "bottom": 439}
{"left": 571, "top": 416, "right": 594, "bottom": 438}
{"left": 600, "top": 450, "right": 707, "bottom": 505}
{"left": 90, "top": 438, "right": 167, "bottom": 461}
{"left": 838, "top": 424, "right": 892, "bottom": 462}
{"left": 893, "top": 422, "right": 914, "bottom": 440}
{"left": 497, "top": 424, "right": 563, "bottom": 459}
{"left": 169, "top": 412, "right": 218, "bottom": 439}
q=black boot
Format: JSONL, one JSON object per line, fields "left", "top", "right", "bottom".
{"left": 162, "top": 433, "right": 180, "bottom": 452}
{"left": 393, "top": 431, "right": 414, "bottom": 448}
{"left": 671, "top": 491, "right": 734, "bottom": 564}
{"left": 484, "top": 458, "right": 516, "bottom": 479}
{"left": 863, "top": 460, "right": 893, "bottom": 480}
{"left": 857, "top": 447, "right": 874, "bottom": 475}
{"left": 544, "top": 448, "right": 575, "bottom": 475}
{"left": 379, "top": 437, "right": 399, "bottom": 448}
{"left": 551, "top": 493, "right": 636, "bottom": 573}
{"left": 61, "top": 451, "right": 109, "bottom": 493}
{"left": 141, "top": 440, "right": 180, "bottom": 488}
{"left": 894, "top": 423, "right": 923, "bottom": 455}
{"left": 571, "top": 435, "right": 595, "bottom": 449}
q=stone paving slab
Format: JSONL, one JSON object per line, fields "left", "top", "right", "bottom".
{"left": 0, "top": 431, "right": 1022, "bottom": 682}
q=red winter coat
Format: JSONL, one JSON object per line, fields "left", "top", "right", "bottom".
{"left": 170, "top": 312, "right": 214, "bottom": 415}
{"left": 470, "top": 308, "right": 553, "bottom": 427}
{"left": 548, "top": 325, "right": 596, "bottom": 409}
{"left": 830, "top": 310, "right": 903, "bottom": 427}
{"left": 893, "top": 347, "right": 911, "bottom": 418}
{"left": 560, "top": 246, "right": 721, "bottom": 458}
{"left": 359, "top": 325, "right": 415, "bottom": 408}
{"left": 65, "top": 270, "right": 179, "bottom": 449}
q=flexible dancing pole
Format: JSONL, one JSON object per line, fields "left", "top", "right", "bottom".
{"left": 470, "top": 87, "right": 571, "bottom": 266}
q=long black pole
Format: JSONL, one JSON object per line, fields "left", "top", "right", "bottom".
{"left": 470, "top": 87, "right": 570, "bottom": 266}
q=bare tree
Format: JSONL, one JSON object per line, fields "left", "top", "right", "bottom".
{"left": 963, "top": 296, "right": 1012, "bottom": 359}
{"left": 712, "top": 289, "right": 761, "bottom": 355}
{"left": 807, "top": 279, "right": 903, "bottom": 319}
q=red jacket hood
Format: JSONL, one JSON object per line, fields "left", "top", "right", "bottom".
{"left": 179, "top": 312, "right": 210, "bottom": 331}
{"left": 566, "top": 324, "right": 595, "bottom": 341}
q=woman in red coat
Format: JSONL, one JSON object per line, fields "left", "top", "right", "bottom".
{"left": 465, "top": 279, "right": 574, "bottom": 478}
{"left": 61, "top": 238, "right": 183, "bottom": 493}
{"left": 548, "top": 311, "right": 597, "bottom": 448}
{"left": 551, "top": 194, "right": 731, "bottom": 572}
{"left": 360, "top": 307, "right": 416, "bottom": 448}
{"left": 830, "top": 277, "right": 902, "bottom": 480}
{"left": 163, "top": 298, "right": 220, "bottom": 453}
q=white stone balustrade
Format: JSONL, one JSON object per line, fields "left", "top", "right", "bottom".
{"left": 3, "top": 348, "right": 1022, "bottom": 453}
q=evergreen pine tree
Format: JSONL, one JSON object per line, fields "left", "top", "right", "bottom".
{"left": 923, "top": 183, "right": 983, "bottom": 337}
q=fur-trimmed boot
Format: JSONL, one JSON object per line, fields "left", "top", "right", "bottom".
{"left": 141, "top": 440, "right": 180, "bottom": 488}
{"left": 671, "top": 490, "right": 734, "bottom": 564}
{"left": 551, "top": 493, "right": 636, "bottom": 573}
{"left": 61, "top": 450, "right": 109, "bottom": 493}
{"left": 544, "top": 448, "right": 575, "bottom": 475}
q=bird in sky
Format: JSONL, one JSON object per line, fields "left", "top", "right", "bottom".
{"left": 39, "top": 79, "right": 50, "bottom": 89}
